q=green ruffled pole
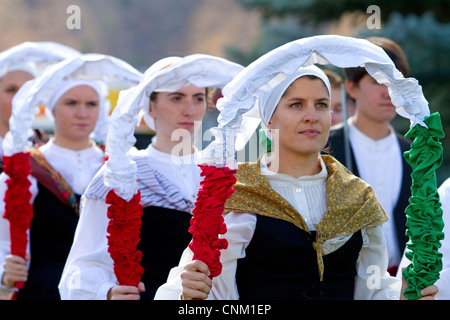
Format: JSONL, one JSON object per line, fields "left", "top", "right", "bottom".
{"left": 402, "top": 112, "right": 445, "bottom": 300}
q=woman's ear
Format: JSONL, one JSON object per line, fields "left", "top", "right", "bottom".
{"left": 149, "top": 101, "right": 156, "bottom": 119}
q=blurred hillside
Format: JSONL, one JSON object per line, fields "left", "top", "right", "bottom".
{"left": 0, "top": 0, "right": 261, "bottom": 71}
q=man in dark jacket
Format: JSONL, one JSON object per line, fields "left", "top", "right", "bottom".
{"left": 324, "top": 37, "right": 412, "bottom": 275}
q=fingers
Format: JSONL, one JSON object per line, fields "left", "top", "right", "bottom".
{"left": 401, "top": 267, "right": 439, "bottom": 300}
{"left": 184, "top": 259, "right": 211, "bottom": 277}
{"left": 137, "top": 281, "right": 146, "bottom": 293}
{"left": 181, "top": 260, "right": 212, "bottom": 300}
{"left": 108, "top": 284, "right": 144, "bottom": 300}
{"left": 2, "top": 255, "right": 29, "bottom": 287}
{"left": 418, "top": 285, "right": 439, "bottom": 300}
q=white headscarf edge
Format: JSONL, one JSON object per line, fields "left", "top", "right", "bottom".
{"left": 0, "top": 41, "right": 81, "bottom": 79}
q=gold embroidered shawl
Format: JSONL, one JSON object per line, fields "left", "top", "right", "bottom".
{"left": 29, "top": 148, "right": 79, "bottom": 214}
{"left": 224, "top": 155, "right": 388, "bottom": 280}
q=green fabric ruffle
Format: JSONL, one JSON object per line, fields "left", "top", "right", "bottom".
{"left": 402, "top": 112, "right": 445, "bottom": 300}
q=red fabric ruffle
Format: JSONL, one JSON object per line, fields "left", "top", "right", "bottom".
{"left": 106, "top": 189, "right": 145, "bottom": 287}
{"left": 189, "top": 165, "right": 236, "bottom": 279}
{"left": 2, "top": 152, "right": 33, "bottom": 289}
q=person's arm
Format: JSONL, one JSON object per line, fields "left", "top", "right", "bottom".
{"left": 354, "top": 226, "right": 401, "bottom": 300}
{"left": 59, "top": 196, "right": 119, "bottom": 300}
{"left": 154, "top": 212, "right": 256, "bottom": 300}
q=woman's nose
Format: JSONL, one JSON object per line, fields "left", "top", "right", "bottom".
{"left": 76, "top": 104, "right": 89, "bottom": 117}
{"left": 380, "top": 84, "right": 391, "bottom": 99}
{"left": 183, "top": 100, "right": 195, "bottom": 116}
{"left": 303, "top": 103, "right": 318, "bottom": 122}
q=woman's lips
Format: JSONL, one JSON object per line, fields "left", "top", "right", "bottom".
{"left": 75, "top": 123, "right": 89, "bottom": 128}
{"left": 299, "top": 129, "right": 320, "bottom": 138}
{"left": 178, "top": 122, "right": 195, "bottom": 128}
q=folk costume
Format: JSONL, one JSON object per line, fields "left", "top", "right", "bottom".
{"left": 58, "top": 54, "right": 244, "bottom": 300}
{"left": 0, "top": 54, "right": 142, "bottom": 299}
{"left": 155, "top": 35, "right": 442, "bottom": 300}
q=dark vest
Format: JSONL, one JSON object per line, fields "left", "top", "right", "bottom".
{"left": 324, "top": 125, "right": 411, "bottom": 258}
{"left": 17, "top": 184, "right": 80, "bottom": 300}
{"left": 137, "top": 206, "right": 193, "bottom": 300}
{"left": 236, "top": 215, "right": 363, "bottom": 300}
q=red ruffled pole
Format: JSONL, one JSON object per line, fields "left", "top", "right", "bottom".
{"left": 189, "top": 165, "right": 236, "bottom": 279}
{"left": 106, "top": 189, "right": 145, "bottom": 287}
{"left": 2, "top": 152, "right": 33, "bottom": 294}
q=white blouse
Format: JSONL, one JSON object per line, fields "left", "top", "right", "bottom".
{"left": 39, "top": 139, "right": 105, "bottom": 195}
{"left": 0, "top": 139, "right": 104, "bottom": 293}
{"left": 348, "top": 119, "right": 403, "bottom": 267}
{"left": 58, "top": 144, "right": 202, "bottom": 300}
{"left": 155, "top": 155, "right": 402, "bottom": 300}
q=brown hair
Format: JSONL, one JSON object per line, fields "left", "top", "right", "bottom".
{"left": 322, "top": 69, "right": 343, "bottom": 88}
{"left": 343, "top": 37, "right": 410, "bottom": 84}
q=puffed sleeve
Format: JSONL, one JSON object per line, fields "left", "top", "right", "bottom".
{"left": 59, "top": 196, "right": 118, "bottom": 300}
{"left": 354, "top": 226, "right": 401, "bottom": 299}
{"left": 154, "top": 212, "right": 256, "bottom": 300}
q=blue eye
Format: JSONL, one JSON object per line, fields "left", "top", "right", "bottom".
{"left": 291, "top": 102, "right": 302, "bottom": 108}
{"left": 316, "top": 103, "right": 328, "bottom": 109}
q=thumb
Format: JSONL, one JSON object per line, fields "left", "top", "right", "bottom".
{"left": 138, "top": 282, "right": 146, "bottom": 292}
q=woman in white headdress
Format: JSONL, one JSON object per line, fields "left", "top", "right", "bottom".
{"left": 155, "top": 35, "right": 439, "bottom": 300}
{"left": 58, "top": 54, "right": 243, "bottom": 300}
{"left": 0, "top": 54, "right": 142, "bottom": 300}
{"left": 0, "top": 41, "right": 80, "bottom": 156}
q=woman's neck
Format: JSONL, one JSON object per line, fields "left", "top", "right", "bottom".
{"left": 52, "top": 136, "right": 93, "bottom": 151}
{"left": 151, "top": 134, "right": 195, "bottom": 156}
{"left": 267, "top": 149, "right": 322, "bottom": 178}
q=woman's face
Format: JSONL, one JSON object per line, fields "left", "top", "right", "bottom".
{"left": 149, "top": 84, "right": 207, "bottom": 142}
{"left": 268, "top": 76, "right": 331, "bottom": 157}
{"left": 0, "top": 70, "right": 34, "bottom": 131}
{"left": 52, "top": 85, "right": 100, "bottom": 145}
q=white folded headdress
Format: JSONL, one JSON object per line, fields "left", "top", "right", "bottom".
{"left": 103, "top": 54, "right": 244, "bottom": 200}
{"left": 199, "top": 34, "right": 430, "bottom": 167}
{"left": 44, "top": 78, "right": 110, "bottom": 143}
{"left": 2, "top": 53, "right": 143, "bottom": 156}
{"left": 0, "top": 41, "right": 81, "bottom": 79}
